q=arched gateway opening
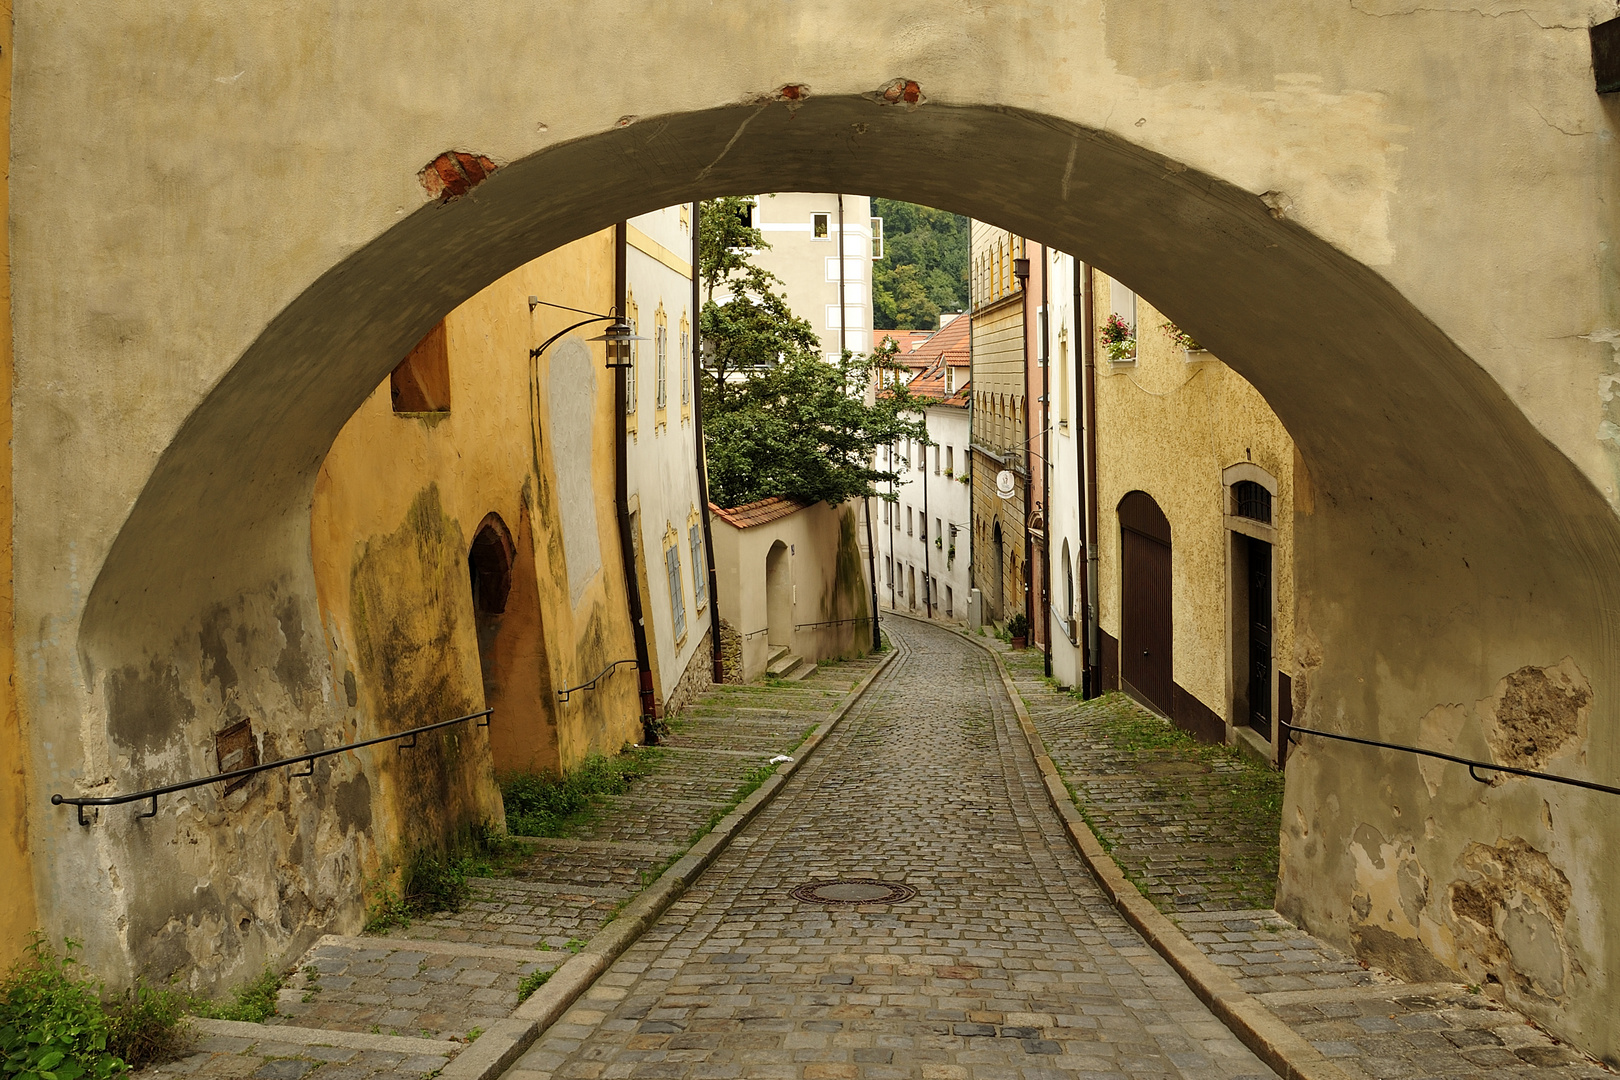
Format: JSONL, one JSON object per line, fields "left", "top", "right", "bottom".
{"left": 468, "top": 512, "right": 557, "bottom": 775}
{"left": 46, "top": 51, "right": 1620, "bottom": 1049}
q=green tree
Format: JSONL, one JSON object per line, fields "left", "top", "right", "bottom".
{"left": 871, "top": 199, "right": 970, "bottom": 329}
{"left": 697, "top": 199, "right": 927, "bottom": 508}
{"left": 872, "top": 264, "right": 940, "bottom": 332}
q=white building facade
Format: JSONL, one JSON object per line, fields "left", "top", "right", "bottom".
{"left": 625, "top": 204, "right": 713, "bottom": 715}
{"left": 879, "top": 318, "right": 973, "bottom": 623}
{"left": 1046, "top": 249, "right": 1091, "bottom": 692}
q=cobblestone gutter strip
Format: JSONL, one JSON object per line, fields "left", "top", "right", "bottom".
{"left": 947, "top": 623, "right": 1354, "bottom": 1080}
{"left": 439, "top": 643, "right": 901, "bottom": 1080}
{"left": 191, "top": 1017, "right": 462, "bottom": 1056}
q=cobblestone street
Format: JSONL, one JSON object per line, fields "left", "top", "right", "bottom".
{"left": 509, "top": 619, "right": 1275, "bottom": 1080}
{"left": 137, "top": 621, "right": 1613, "bottom": 1080}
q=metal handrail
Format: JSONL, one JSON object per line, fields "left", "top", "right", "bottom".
{"left": 794, "top": 616, "right": 875, "bottom": 631}
{"left": 51, "top": 708, "right": 493, "bottom": 826}
{"left": 556, "top": 658, "right": 638, "bottom": 702}
{"left": 742, "top": 628, "right": 770, "bottom": 641}
{"left": 1281, "top": 720, "right": 1620, "bottom": 797}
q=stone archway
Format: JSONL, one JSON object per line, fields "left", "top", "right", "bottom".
{"left": 20, "top": 4, "right": 1620, "bottom": 1048}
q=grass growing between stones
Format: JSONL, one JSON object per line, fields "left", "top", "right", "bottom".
{"left": 499, "top": 746, "right": 664, "bottom": 838}
{"left": 190, "top": 969, "right": 284, "bottom": 1024}
{"left": 1012, "top": 660, "right": 1287, "bottom": 912}
{"left": 364, "top": 825, "right": 528, "bottom": 932}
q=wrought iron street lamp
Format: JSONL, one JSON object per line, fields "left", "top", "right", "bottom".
{"left": 526, "top": 296, "right": 646, "bottom": 364}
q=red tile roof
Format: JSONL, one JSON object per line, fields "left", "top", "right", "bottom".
{"left": 898, "top": 316, "right": 971, "bottom": 407}
{"left": 876, "top": 330, "right": 935, "bottom": 355}
{"left": 708, "top": 496, "right": 810, "bottom": 529}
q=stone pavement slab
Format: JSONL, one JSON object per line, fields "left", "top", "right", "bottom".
{"left": 508, "top": 618, "right": 1278, "bottom": 1080}
{"left": 150, "top": 657, "right": 883, "bottom": 1076}
{"left": 998, "top": 635, "right": 1611, "bottom": 1080}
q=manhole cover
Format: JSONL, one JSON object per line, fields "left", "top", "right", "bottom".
{"left": 791, "top": 879, "right": 917, "bottom": 906}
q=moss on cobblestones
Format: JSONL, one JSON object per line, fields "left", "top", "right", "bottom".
{"left": 1005, "top": 649, "right": 1286, "bottom": 912}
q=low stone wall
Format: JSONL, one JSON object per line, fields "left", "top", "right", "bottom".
{"left": 718, "top": 619, "right": 744, "bottom": 684}
{"left": 663, "top": 628, "right": 714, "bottom": 718}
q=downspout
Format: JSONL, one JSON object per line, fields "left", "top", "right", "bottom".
{"left": 690, "top": 202, "right": 725, "bottom": 684}
{"left": 1040, "top": 246, "right": 1053, "bottom": 679}
{"left": 921, "top": 400, "right": 933, "bottom": 618}
{"left": 1022, "top": 244, "right": 1036, "bottom": 642}
{"left": 614, "top": 222, "right": 657, "bottom": 722}
{"left": 1081, "top": 261, "right": 1102, "bottom": 697}
{"left": 837, "top": 196, "right": 847, "bottom": 356}
{"left": 843, "top": 196, "right": 880, "bottom": 650}
{"left": 888, "top": 443, "right": 896, "bottom": 610}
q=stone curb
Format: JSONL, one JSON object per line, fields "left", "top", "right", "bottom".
{"left": 439, "top": 643, "right": 902, "bottom": 1080}
{"left": 190, "top": 1017, "right": 462, "bottom": 1056}
{"left": 934, "top": 616, "right": 1357, "bottom": 1080}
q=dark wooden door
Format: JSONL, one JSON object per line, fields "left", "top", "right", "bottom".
{"left": 1246, "top": 535, "right": 1273, "bottom": 738}
{"left": 1119, "top": 492, "right": 1173, "bottom": 716}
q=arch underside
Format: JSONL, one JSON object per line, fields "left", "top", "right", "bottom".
{"left": 65, "top": 97, "right": 1620, "bottom": 1050}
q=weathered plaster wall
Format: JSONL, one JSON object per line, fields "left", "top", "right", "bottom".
{"left": 0, "top": 0, "right": 31, "bottom": 967}
{"left": 311, "top": 230, "right": 642, "bottom": 788}
{"left": 15, "top": 1, "right": 1620, "bottom": 1055}
{"left": 1091, "top": 274, "right": 1297, "bottom": 731}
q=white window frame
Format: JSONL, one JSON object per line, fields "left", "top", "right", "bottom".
{"left": 811, "top": 212, "right": 831, "bottom": 240}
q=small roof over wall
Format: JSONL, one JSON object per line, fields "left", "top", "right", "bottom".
{"left": 709, "top": 496, "right": 811, "bottom": 530}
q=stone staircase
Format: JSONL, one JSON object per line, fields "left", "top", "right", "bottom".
{"left": 764, "top": 644, "right": 817, "bottom": 681}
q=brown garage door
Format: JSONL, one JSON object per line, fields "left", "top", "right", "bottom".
{"left": 1119, "top": 491, "right": 1173, "bottom": 717}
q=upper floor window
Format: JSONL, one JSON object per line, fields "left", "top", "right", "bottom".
{"left": 812, "top": 213, "right": 831, "bottom": 240}
{"left": 664, "top": 539, "right": 687, "bottom": 642}
{"left": 655, "top": 319, "right": 669, "bottom": 410}
{"left": 679, "top": 319, "right": 691, "bottom": 407}
{"left": 1232, "top": 480, "right": 1273, "bottom": 523}
{"left": 391, "top": 321, "right": 451, "bottom": 413}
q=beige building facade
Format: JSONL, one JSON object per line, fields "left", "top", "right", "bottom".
{"left": 746, "top": 193, "right": 876, "bottom": 363}
{"left": 708, "top": 498, "right": 872, "bottom": 683}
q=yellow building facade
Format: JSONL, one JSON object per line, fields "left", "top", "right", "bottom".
{"left": 1089, "top": 272, "right": 1298, "bottom": 756}
{"left": 968, "top": 223, "right": 1030, "bottom": 626}
{"left": 310, "top": 229, "right": 648, "bottom": 899}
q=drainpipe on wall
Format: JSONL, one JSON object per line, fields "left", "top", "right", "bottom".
{"left": 841, "top": 196, "right": 880, "bottom": 650}
{"left": 1019, "top": 246, "right": 1036, "bottom": 644}
{"left": 888, "top": 443, "right": 897, "bottom": 610}
{"left": 1040, "top": 246, "right": 1053, "bottom": 679}
{"left": 921, "top": 405, "right": 933, "bottom": 619}
{"left": 1080, "top": 262, "right": 1102, "bottom": 697}
{"left": 690, "top": 201, "right": 726, "bottom": 684}
{"left": 614, "top": 222, "right": 656, "bottom": 722}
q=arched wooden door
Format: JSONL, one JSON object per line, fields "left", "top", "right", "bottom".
{"left": 1118, "top": 492, "right": 1173, "bottom": 716}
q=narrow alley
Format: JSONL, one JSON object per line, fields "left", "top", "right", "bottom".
{"left": 507, "top": 619, "right": 1275, "bottom": 1079}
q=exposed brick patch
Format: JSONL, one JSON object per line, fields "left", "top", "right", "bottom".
{"left": 418, "top": 151, "right": 498, "bottom": 202}
{"left": 870, "top": 78, "right": 925, "bottom": 108}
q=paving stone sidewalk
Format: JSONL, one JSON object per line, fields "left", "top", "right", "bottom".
{"left": 508, "top": 618, "right": 1277, "bottom": 1080}
{"left": 997, "top": 638, "right": 1611, "bottom": 1080}
{"left": 137, "top": 657, "right": 881, "bottom": 1079}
